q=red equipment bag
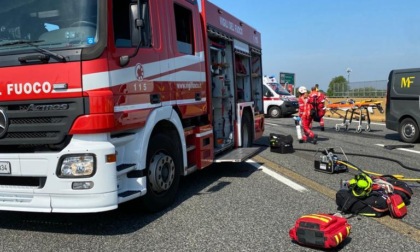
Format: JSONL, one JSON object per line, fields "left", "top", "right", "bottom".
{"left": 387, "top": 194, "right": 407, "bottom": 218}
{"left": 289, "top": 213, "right": 351, "bottom": 249}
{"left": 380, "top": 176, "right": 413, "bottom": 204}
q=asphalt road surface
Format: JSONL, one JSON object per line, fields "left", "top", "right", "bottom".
{"left": 0, "top": 117, "right": 419, "bottom": 251}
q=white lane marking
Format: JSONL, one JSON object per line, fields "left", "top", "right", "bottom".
{"left": 376, "top": 144, "right": 420, "bottom": 154}
{"left": 246, "top": 160, "right": 308, "bottom": 192}
{"left": 265, "top": 123, "right": 279, "bottom": 126}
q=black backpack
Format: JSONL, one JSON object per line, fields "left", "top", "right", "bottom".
{"left": 336, "top": 189, "right": 389, "bottom": 217}
{"left": 308, "top": 95, "right": 320, "bottom": 122}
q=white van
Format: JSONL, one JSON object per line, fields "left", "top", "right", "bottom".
{"left": 263, "top": 80, "right": 299, "bottom": 118}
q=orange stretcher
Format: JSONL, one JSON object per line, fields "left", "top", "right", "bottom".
{"left": 326, "top": 99, "right": 384, "bottom": 133}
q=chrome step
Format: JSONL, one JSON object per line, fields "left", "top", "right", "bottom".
{"left": 214, "top": 147, "right": 261, "bottom": 162}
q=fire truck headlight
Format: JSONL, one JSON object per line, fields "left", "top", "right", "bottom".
{"left": 57, "top": 154, "right": 96, "bottom": 178}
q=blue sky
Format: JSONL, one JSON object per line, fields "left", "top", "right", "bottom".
{"left": 204, "top": 0, "right": 420, "bottom": 90}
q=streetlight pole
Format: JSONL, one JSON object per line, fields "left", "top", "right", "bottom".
{"left": 346, "top": 67, "right": 352, "bottom": 97}
{"left": 346, "top": 67, "right": 352, "bottom": 83}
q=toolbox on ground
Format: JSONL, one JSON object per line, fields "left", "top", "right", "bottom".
{"left": 269, "top": 133, "right": 294, "bottom": 153}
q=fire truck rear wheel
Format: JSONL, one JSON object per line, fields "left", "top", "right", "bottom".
{"left": 399, "top": 118, "right": 419, "bottom": 143}
{"left": 141, "top": 133, "right": 181, "bottom": 212}
{"left": 241, "top": 112, "right": 253, "bottom": 147}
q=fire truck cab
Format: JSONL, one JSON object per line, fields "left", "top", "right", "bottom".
{"left": 0, "top": 0, "right": 264, "bottom": 213}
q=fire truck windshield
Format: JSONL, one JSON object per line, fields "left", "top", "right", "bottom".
{"left": 0, "top": 0, "right": 98, "bottom": 53}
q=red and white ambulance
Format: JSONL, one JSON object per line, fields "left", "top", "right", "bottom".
{"left": 263, "top": 76, "right": 298, "bottom": 118}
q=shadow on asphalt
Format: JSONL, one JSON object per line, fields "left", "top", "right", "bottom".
{"left": 384, "top": 133, "right": 401, "bottom": 141}
{"left": 0, "top": 159, "right": 261, "bottom": 236}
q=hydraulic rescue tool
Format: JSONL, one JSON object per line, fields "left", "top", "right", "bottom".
{"left": 314, "top": 147, "right": 349, "bottom": 174}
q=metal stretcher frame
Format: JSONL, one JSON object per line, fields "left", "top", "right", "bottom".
{"left": 326, "top": 100, "right": 384, "bottom": 133}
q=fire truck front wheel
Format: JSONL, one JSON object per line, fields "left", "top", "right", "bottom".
{"left": 141, "top": 132, "right": 181, "bottom": 212}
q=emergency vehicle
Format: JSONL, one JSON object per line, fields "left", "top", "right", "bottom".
{"left": 386, "top": 68, "right": 420, "bottom": 143}
{"left": 0, "top": 0, "right": 264, "bottom": 213}
{"left": 263, "top": 76, "right": 298, "bottom": 118}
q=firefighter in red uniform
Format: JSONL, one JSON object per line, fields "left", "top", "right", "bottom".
{"left": 297, "top": 86, "right": 317, "bottom": 144}
{"left": 309, "top": 85, "right": 328, "bottom": 131}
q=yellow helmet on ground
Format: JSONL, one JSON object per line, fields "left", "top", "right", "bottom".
{"left": 348, "top": 173, "right": 373, "bottom": 197}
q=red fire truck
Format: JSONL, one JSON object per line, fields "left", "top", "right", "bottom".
{"left": 0, "top": 0, "right": 264, "bottom": 213}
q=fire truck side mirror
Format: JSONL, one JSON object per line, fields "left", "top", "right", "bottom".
{"left": 130, "top": 3, "right": 141, "bottom": 47}
{"left": 120, "top": 55, "right": 130, "bottom": 67}
{"left": 119, "top": 1, "right": 144, "bottom": 67}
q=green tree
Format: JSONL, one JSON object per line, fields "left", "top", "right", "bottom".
{"left": 327, "top": 76, "right": 349, "bottom": 97}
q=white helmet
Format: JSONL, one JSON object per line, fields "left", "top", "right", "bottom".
{"left": 298, "top": 86, "right": 307, "bottom": 94}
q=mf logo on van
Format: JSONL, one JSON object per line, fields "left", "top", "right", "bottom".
{"left": 401, "top": 76, "right": 415, "bottom": 88}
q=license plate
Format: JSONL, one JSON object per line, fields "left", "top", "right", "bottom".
{"left": 0, "top": 162, "right": 11, "bottom": 174}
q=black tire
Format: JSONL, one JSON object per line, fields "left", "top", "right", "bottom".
{"left": 268, "top": 106, "right": 282, "bottom": 118}
{"left": 241, "top": 112, "right": 253, "bottom": 147}
{"left": 141, "top": 133, "right": 181, "bottom": 212}
{"left": 399, "top": 118, "right": 419, "bottom": 143}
